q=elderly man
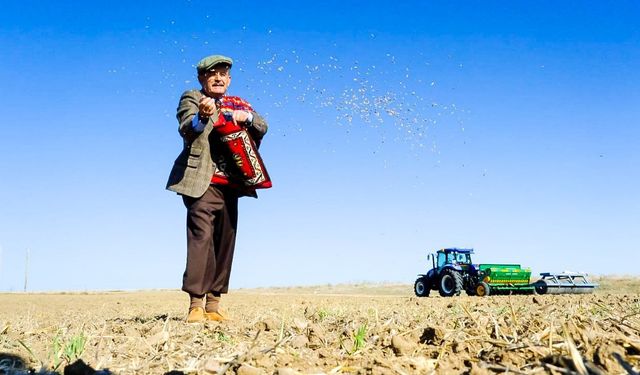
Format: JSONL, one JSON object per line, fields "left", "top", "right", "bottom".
{"left": 166, "top": 55, "right": 268, "bottom": 323}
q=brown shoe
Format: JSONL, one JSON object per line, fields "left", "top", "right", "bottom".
{"left": 204, "top": 310, "right": 229, "bottom": 322}
{"left": 186, "top": 307, "right": 206, "bottom": 323}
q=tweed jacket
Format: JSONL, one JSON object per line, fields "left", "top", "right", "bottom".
{"left": 166, "top": 89, "right": 268, "bottom": 198}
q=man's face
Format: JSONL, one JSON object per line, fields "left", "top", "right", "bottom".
{"left": 198, "top": 64, "right": 231, "bottom": 98}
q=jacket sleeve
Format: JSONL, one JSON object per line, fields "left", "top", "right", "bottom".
{"left": 176, "top": 90, "right": 211, "bottom": 142}
{"left": 247, "top": 111, "right": 268, "bottom": 147}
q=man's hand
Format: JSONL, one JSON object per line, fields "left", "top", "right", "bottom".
{"left": 232, "top": 110, "right": 252, "bottom": 124}
{"left": 199, "top": 96, "right": 217, "bottom": 118}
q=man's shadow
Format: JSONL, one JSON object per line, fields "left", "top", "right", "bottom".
{"left": 1, "top": 353, "right": 186, "bottom": 375}
{"left": 0, "top": 353, "right": 112, "bottom": 375}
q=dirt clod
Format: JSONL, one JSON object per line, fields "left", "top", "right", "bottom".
{"left": 237, "top": 364, "right": 265, "bottom": 375}
{"left": 594, "top": 345, "right": 627, "bottom": 373}
{"left": 469, "top": 362, "right": 493, "bottom": 375}
{"left": 420, "top": 326, "right": 444, "bottom": 345}
{"left": 203, "top": 358, "right": 223, "bottom": 374}
{"left": 371, "top": 366, "right": 395, "bottom": 375}
{"left": 257, "top": 317, "right": 280, "bottom": 332}
{"left": 390, "top": 335, "right": 416, "bottom": 356}
{"left": 532, "top": 296, "right": 542, "bottom": 304}
{"left": 276, "top": 368, "right": 300, "bottom": 375}
{"left": 289, "top": 334, "right": 309, "bottom": 348}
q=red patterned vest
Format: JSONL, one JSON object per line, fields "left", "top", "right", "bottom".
{"left": 209, "top": 96, "right": 272, "bottom": 190}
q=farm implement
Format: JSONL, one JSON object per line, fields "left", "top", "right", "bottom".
{"left": 414, "top": 248, "right": 598, "bottom": 297}
{"left": 532, "top": 272, "right": 599, "bottom": 295}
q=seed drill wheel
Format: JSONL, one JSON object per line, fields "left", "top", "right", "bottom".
{"left": 534, "top": 280, "right": 548, "bottom": 295}
{"left": 438, "top": 269, "right": 463, "bottom": 297}
{"left": 414, "top": 278, "right": 430, "bottom": 297}
{"left": 475, "top": 282, "right": 491, "bottom": 297}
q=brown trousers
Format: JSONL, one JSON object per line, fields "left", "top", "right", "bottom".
{"left": 182, "top": 185, "right": 239, "bottom": 295}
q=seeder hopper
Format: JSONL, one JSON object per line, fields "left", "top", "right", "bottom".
{"left": 474, "top": 263, "right": 535, "bottom": 296}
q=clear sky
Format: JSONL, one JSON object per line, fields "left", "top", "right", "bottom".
{"left": 0, "top": 1, "right": 638, "bottom": 291}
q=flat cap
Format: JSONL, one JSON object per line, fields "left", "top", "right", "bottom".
{"left": 197, "top": 55, "right": 233, "bottom": 73}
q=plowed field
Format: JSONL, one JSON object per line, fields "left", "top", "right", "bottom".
{"left": 1, "top": 277, "right": 639, "bottom": 374}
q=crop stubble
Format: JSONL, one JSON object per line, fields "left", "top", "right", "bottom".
{"left": 0, "top": 278, "right": 639, "bottom": 374}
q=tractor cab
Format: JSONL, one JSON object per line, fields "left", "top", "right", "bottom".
{"left": 436, "top": 248, "right": 473, "bottom": 269}
{"left": 431, "top": 248, "right": 475, "bottom": 272}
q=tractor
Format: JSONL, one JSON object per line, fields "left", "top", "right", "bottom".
{"left": 414, "top": 248, "right": 479, "bottom": 297}
{"left": 414, "top": 248, "right": 536, "bottom": 297}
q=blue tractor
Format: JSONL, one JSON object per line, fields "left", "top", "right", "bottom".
{"left": 414, "top": 248, "right": 479, "bottom": 297}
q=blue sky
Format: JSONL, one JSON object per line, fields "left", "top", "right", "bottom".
{"left": 0, "top": 1, "right": 638, "bottom": 291}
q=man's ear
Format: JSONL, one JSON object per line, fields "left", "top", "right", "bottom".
{"left": 197, "top": 74, "right": 205, "bottom": 87}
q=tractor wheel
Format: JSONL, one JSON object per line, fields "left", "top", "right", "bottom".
{"left": 476, "top": 282, "right": 491, "bottom": 297}
{"left": 438, "top": 269, "right": 463, "bottom": 297}
{"left": 414, "top": 278, "right": 430, "bottom": 297}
